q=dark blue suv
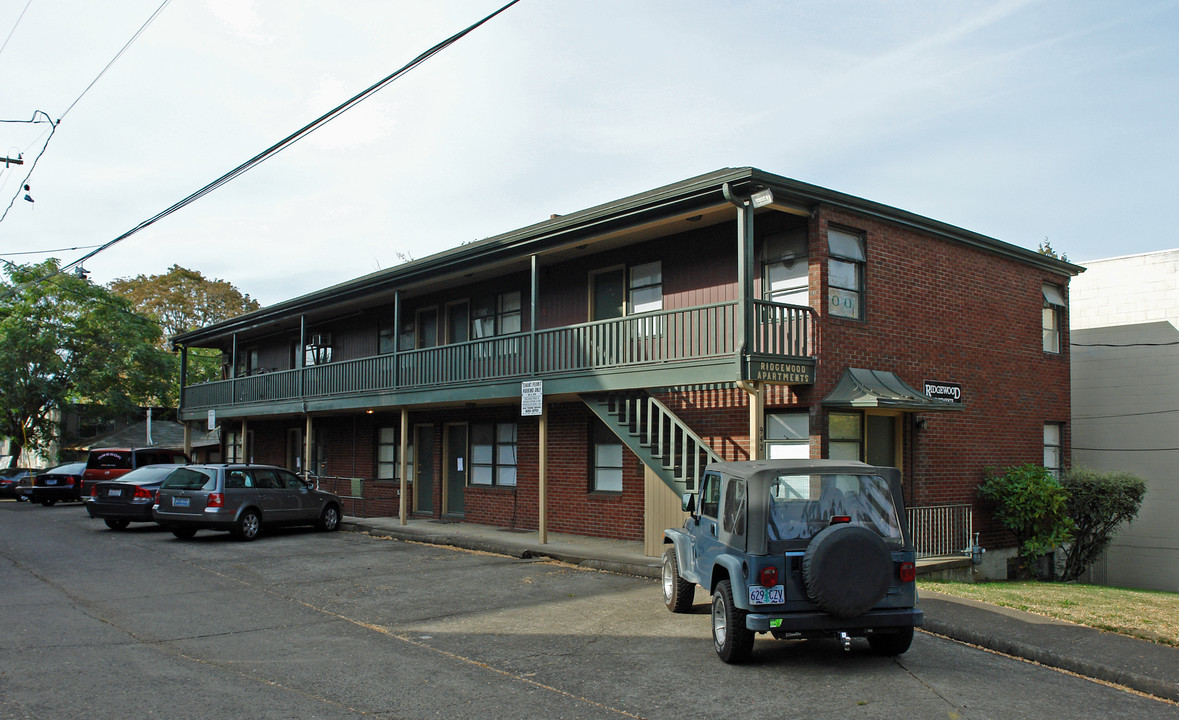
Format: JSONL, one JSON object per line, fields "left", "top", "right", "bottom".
{"left": 662, "top": 459, "right": 923, "bottom": 663}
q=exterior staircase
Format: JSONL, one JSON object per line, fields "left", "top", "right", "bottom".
{"left": 582, "top": 391, "right": 721, "bottom": 496}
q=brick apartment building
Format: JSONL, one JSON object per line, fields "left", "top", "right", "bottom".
{"left": 173, "top": 167, "right": 1080, "bottom": 573}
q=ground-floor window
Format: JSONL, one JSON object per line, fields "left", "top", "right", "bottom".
{"left": 471, "top": 422, "right": 517, "bottom": 486}
{"left": 1044, "top": 423, "right": 1063, "bottom": 477}
{"left": 591, "top": 420, "right": 624, "bottom": 492}
{"left": 766, "top": 411, "right": 809, "bottom": 459}
{"left": 828, "top": 412, "right": 861, "bottom": 461}
{"left": 225, "top": 429, "right": 254, "bottom": 463}
{"left": 376, "top": 426, "right": 412, "bottom": 482}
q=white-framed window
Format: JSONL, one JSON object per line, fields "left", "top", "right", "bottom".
{"left": 628, "top": 261, "right": 663, "bottom": 314}
{"left": 766, "top": 412, "right": 810, "bottom": 459}
{"left": 828, "top": 228, "right": 865, "bottom": 319}
{"left": 1044, "top": 423, "right": 1063, "bottom": 477}
{"left": 376, "top": 426, "right": 413, "bottom": 482}
{"left": 1042, "top": 284, "right": 1065, "bottom": 353}
{"left": 828, "top": 412, "right": 861, "bottom": 461}
{"left": 591, "top": 420, "right": 624, "bottom": 492}
{"left": 470, "top": 422, "right": 517, "bottom": 486}
{"left": 225, "top": 429, "right": 255, "bottom": 464}
{"left": 763, "top": 230, "right": 809, "bottom": 306}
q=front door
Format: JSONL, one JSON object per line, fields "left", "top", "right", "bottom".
{"left": 866, "top": 414, "right": 899, "bottom": 468}
{"left": 444, "top": 423, "right": 467, "bottom": 516}
{"left": 415, "top": 424, "right": 435, "bottom": 513}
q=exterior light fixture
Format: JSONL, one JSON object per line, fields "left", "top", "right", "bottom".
{"left": 750, "top": 188, "right": 774, "bottom": 208}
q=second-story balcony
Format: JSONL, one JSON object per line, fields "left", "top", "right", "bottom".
{"left": 180, "top": 300, "right": 816, "bottom": 419}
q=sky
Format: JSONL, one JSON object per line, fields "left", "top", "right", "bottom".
{"left": 0, "top": 0, "right": 1176, "bottom": 306}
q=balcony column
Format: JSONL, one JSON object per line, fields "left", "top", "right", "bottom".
{"left": 538, "top": 398, "right": 548, "bottom": 545}
{"left": 398, "top": 407, "right": 409, "bottom": 526}
{"left": 393, "top": 291, "right": 401, "bottom": 388}
{"left": 304, "top": 415, "right": 313, "bottom": 483}
{"left": 724, "top": 183, "right": 757, "bottom": 362}
{"left": 241, "top": 417, "right": 249, "bottom": 463}
{"left": 298, "top": 315, "right": 306, "bottom": 398}
{"left": 179, "top": 345, "right": 188, "bottom": 410}
{"left": 530, "top": 254, "right": 539, "bottom": 375}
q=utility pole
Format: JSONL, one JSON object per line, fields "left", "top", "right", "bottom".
{"left": 1, "top": 155, "right": 23, "bottom": 167}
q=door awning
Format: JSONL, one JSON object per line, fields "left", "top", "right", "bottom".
{"left": 822, "top": 368, "right": 963, "bottom": 412}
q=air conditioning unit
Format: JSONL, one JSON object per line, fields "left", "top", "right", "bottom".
{"left": 309, "top": 333, "right": 331, "bottom": 347}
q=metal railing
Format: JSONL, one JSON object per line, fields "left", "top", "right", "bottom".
{"left": 182, "top": 300, "right": 814, "bottom": 409}
{"left": 906, "top": 504, "right": 972, "bottom": 559}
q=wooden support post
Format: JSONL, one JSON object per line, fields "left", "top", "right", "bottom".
{"left": 399, "top": 407, "right": 409, "bottom": 525}
{"left": 538, "top": 399, "right": 548, "bottom": 544}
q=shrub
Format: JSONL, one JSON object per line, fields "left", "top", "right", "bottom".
{"left": 979, "top": 464, "right": 1074, "bottom": 579}
{"left": 1058, "top": 467, "right": 1146, "bottom": 582}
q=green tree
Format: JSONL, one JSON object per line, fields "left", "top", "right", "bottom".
{"left": 1059, "top": 467, "right": 1147, "bottom": 582}
{"left": 979, "top": 464, "right": 1075, "bottom": 579}
{"left": 108, "top": 265, "right": 260, "bottom": 391}
{"left": 0, "top": 260, "right": 171, "bottom": 465}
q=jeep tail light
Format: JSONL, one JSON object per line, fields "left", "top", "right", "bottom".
{"left": 759, "top": 565, "right": 779, "bottom": 588}
{"left": 206, "top": 492, "right": 224, "bottom": 508}
{"left": 830, "top": 515, "right": 851, "bottom": 525}
{"left": 899, "top": 562, "right": 916, "bottom": 583}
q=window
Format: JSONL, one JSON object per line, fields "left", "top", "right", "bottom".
{"left": 699, "top": 472, "right": 721, "bottom": 518}
{"left": 378, "top": 313, "right": 396, "bottom": 354}
{"left": 417, "top": 307, "right": 439, "bottom": 348}
{"left": 470, "top": 422, "right": 517, "bottom": 486}
{"left": 763, "top": 230, "right": 809, "bottom": 306}
{"left": 828, "top": 412, "right": 861, "bottom": 461}
{"left": 398, "top": 317, "right": 415, "bottom": 351}
{"left": 225, "top": 429, "right": 255, "bottom": 464}
{"left": 472, "top": 291, "right": 522, "bottom": 339}
{"left": 628, "top": 261, "right": 663, "bottom": 314}
{"left": 376, "top": 427, "right": 413, "bottom": 482}
{"left": 235, "top": 348, "right": 260, "bottom": 376}
{"left": 591, "top": 420, "right": 624, "bottom": 492}
{"left": 1043, "top": 284, "right": 1065, "bottom": 353}
{"left": 304, "top": 334, "right": 332, "bottom": 366}
{"left": 766, "top": 412, "right": 810, "bottom": 459}
{"left": 721, "top": 478, "right": 747, "bottom": 538}
{"left": 309, "top": 429, "right": 328, "bottom": 476}
{"left": 1044, "top": 423, "right": 1063, "bottom": 477}
{"left": 828, "top": 228, "right": 865, "bottom": 319}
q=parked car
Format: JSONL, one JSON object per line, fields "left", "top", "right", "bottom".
{"left": 0, "top": 468, "right": 34, "bottom": 500}
{"left": 81, "top": 447, "right": 188, "bottom": 495}
{"left": 153, "top": 464, "right": 342, "bottom": 541}
{"left": 21, "top": 462, "right": 87, "bottom": 506}
{"left": 85, "top": 464, "right": 185, "bottom": 530}
{"left": 662, "top": 459, "right": 923, "bottom": 663}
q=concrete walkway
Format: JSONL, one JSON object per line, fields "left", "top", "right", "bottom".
{"left": 344, "top": 516, "right": 1179, "bottom": 704}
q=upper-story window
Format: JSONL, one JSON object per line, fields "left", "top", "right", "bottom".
{"left": 1042, "top": 284, "right": 1065, "bottom": 353}
{"left": 763, "top": 230, "right": 809, "bottom": 306}
{"left": 473, "top": 291, "right": 522, "bottom": 339}
{"left": 304, "top": 333, "right": 333, "bottom": 366}
{"left": 591, "top": 262, "right": 663, "bottom": 321}
{"left": 827, "top": 228, "right": 865, "bottom": 319}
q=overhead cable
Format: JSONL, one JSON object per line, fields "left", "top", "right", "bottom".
{"left": 4, "top": 0, "right": 523, "bottom": 301}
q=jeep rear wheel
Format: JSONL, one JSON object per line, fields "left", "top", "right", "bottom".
{"left": 711, "top": 580, "right": 754, "bottom": 663}
{"left": 803, "top": 524, "right": 892, "bottom": 618}
{"left": 662, "top": 548, "right": 694, "bottom": 613}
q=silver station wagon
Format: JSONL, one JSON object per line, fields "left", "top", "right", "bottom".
{"left": 153, "top": 464, "right": 342, "bottom": 541}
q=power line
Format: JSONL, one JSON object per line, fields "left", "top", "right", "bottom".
{"left": 0, "top": 243, "right": 103, "bottom": 257}
{"left": 0, "top": 0, "right": 34, "bottom": 63}
{"left": 0, "top": 110, "right": 55, "bottom": 226}
{"left": 3, "top": 0, "right": 523, "bottom": 301}
{"left": 59, "top": 0, "right": 173, "bottom": 122}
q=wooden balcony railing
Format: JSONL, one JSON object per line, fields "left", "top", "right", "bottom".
{"left": 182, "top": 301, "right": 814, "bottom": 410}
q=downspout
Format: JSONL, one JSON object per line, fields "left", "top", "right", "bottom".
{"left": 726, "top": 182, "right": 760, "bottom": 460}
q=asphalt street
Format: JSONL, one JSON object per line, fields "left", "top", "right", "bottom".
{"left": 2, "top": 499, "right": 1175, "bottom": 719}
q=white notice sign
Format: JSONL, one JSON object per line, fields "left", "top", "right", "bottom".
{"left": 521, "top": 380, "right": 543, "bottom": 416}
{"left": 207, "top": 409, "right": 217, "bottom": 430}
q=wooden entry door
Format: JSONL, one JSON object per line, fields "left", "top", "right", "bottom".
{"left": 443, "top": 423, "right": 467, "bottom": 516}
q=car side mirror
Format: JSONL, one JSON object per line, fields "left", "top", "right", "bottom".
{"left": 681, "top": 492, "right": 696, "bottom": 515}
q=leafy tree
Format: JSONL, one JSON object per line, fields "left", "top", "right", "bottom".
{"left": 0, "top": 260, "right": 171, "bottom": 465}
{"left": 1058, "top": 467, "right": 1147, "bottom": 582}
{"left": 979, "top": 464, "right": 1075, "bottom": 579}
{"left": 1037, "top": 238, "right": 1069, "bottom": 263}
{"left": 108, "top": 265, "right": 260, "bottom": 389}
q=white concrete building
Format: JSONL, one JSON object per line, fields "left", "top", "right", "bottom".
{"left": 1070, "top": 250, "right": 1179, "bottom": 592}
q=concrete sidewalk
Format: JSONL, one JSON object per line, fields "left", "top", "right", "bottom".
{"left": 344, "top": 516, "right": 1179, "bottom": 703}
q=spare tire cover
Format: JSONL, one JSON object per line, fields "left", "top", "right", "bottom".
{"left": 802, "top": 524, "right": 892, "bottom": 619}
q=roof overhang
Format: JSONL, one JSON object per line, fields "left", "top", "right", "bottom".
{"left": 822, "top": 368, "right": 964, "bottom": 412}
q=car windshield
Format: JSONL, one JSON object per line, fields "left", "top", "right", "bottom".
{"left": 767, "top": 473, "right": 903, "bottom": 548}
{"left": 160, "top": 467, "right": 216, "bottom": 491}
{"left": 88, "top": 451, "right": 131, "bottom": 470}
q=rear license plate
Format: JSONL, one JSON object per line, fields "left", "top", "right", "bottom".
{"left": 46, "top": 479, "right": 57, "bottom": 485}
{"left": 107, "top": 488, "right": 121, "bottom": 497}
{"left": 749, "top": 585, "right": 785, "bottom": 605}
{"left": 172, "top": 497, "right": 190, "bottom": 507}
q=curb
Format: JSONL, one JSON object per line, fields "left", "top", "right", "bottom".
{"left": 922, "top": 618, "right": 1179, "bottom": 703}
